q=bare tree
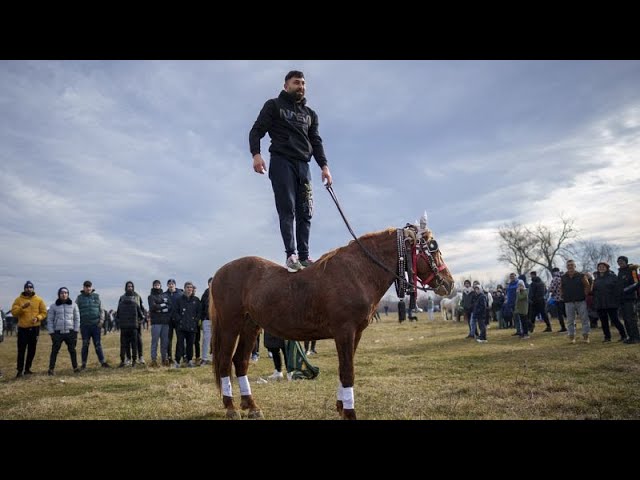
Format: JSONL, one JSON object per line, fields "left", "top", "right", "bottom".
{"left": 497, "top": 216, "right": 578, "bottom": 277}
{"left": 497, "top": 222, "right": 537, "bottom": 274}
{"left": 526, "top": 216, "right": 578, "bottom": 276}
{"left": 573, "top": 240, "right": 621, "bottom": 273}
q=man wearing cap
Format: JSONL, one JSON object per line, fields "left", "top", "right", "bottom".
{"left": 76, "top": 281, "right": 111, "bottom": 369}
{"left": 165, "top": 278, "right": 183, "bottom": 364}
{"left": 592, "top": 261, "right": 626, "bottom": 342}
{"left": 11, "top": 281, "right": 47, "bottom": 377}
{"left": 617, "top": 256, "right": 640, "bottom": 344}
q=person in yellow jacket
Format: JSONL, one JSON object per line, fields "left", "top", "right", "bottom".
{"left": 11, "top": 281, "right": 47, "bottom": 377}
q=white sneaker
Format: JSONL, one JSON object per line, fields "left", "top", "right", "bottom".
{"left": 287, "top": 372, "right": 294, "bottom": 382}
{"left": 268, "top": 370, "right": 283, "bottom": 380}
{"left": 173, "top": 361, "right": 181, "bottom": 369}
{"left": 138, "top": 357, "right": 146, "bottom": 364}
{"left": 286, "top": 254, "right": 303, "bottom": 273}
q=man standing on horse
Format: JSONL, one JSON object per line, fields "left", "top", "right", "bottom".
{"left": 249, "top": 70, "right": 333, "bottom": 272}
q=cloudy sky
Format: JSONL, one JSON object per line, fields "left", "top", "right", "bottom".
{"left": 1, "top": 60, "right": 639, "bottom": 310}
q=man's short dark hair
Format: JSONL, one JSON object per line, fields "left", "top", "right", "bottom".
{"left": 552, "top": 267, "right": 560, "bottom": 273}
{"left": 83, "top": 280, "right": 92, "bottom": 287}
{"left": 285, "top": 70, "right": 304, "bottom": 82}
{"left": 530, "top": 271, "right": 537, "bottom": 276}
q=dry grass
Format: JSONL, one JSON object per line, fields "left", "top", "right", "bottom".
{"left": 1, "top": 315, "right": 639, "bottom": 420}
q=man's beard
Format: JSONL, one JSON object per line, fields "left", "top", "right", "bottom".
{"left": 288, "top": 90, "right": 304, "bottom": 102}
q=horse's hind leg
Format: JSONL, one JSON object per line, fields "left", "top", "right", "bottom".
{"left": 233, "top": 318, "right": 263, "bottom": 419}
{"left": 218, "top": 329, "right": 242, "bottom": 420}
{"left": 334, "top": 329, "right": 363, "bottom": 420}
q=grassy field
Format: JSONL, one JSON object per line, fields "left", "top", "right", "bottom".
{"left": 1, "top": 314, "right": 639, "bottom": 420}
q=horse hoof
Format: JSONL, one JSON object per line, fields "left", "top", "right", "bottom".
{"left": 225, "top": 409, "right": 241, "bottom": 420}
{"left": 342, "top": 408, "right": 357, "bottom": 420}
{"left": 247, "top": 409, "right": 264, "bottom": 420}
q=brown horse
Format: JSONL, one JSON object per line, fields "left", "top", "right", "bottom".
{"left": 209, "top": 226, "right": 454, "bottom": 419}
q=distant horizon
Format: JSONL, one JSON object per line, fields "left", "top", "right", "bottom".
{"left": 1, "top": 60, "right": 639, "bottom": 309}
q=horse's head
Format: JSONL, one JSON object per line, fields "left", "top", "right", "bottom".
{"left": 404, "top": 227, "right": 454, "bottom": 296}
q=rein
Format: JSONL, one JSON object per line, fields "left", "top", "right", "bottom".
{"left": 325, "top": 184, "right": 442, "bottom": 293}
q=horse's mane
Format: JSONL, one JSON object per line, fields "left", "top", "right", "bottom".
{"left": 316, "top": 228, "right": 396, "bottom": 268}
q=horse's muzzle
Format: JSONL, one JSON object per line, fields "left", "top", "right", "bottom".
{"left": 435, "top": 282, "right": 452, "bottom": 297}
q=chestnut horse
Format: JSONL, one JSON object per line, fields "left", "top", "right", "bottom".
{"left": 209, "top": 226, "right": 453, "bottom": 419}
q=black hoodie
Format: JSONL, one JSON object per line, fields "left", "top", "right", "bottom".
{"left": 117, "top": 282, "right": 144, "bottom": 329}
{"left": 249, "top": 90, "right": 328, "bottom": 167}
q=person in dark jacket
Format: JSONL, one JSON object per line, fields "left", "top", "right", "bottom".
{"left": 165, "top": 278, "right": 184, "bottom": 364}
{"left": 116, "top": 281, "right": 144, "bottom": 367}
{"left": 129, "top": 287, "right": 147, "bottom": 365}
{"left": 46, "top": 287, "right": 81, "bottom": 375}
{"left": 492, "top": 286, "right": 506, "bottom": 328}
{"left": 249, "top": 70, "right": 333, "bottom": 273}
{"left": 148, "top": 280, "right": 171, "bottom": 367}
{"left": 472, "top": 284, "right": 488, "bottom": 342}
{"left": 199, "top": 277, "right": 213, "bottom": 365}
{"left": 264, "top": 330, "right": 288, "bottom": 380}
{"left": 76, "top": 280, "right": 110, "bottom": 369}
{"left": 172, "top": 281, "right": 200, "bottom": 368}
{"left": 461, "top": 280, "right": 474, "bottom": 336}
{"left": 529, "top": 271, "right": 552, "bottom": 332}
{"left": 592, "top": 262, "right": 626, "bottom": 342}
{"left": 617, "top": 256, "right": 640, "bottom": 344}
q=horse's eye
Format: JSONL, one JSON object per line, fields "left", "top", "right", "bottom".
{"left": 427, "top": 240, "right": 439, "bottom": 252}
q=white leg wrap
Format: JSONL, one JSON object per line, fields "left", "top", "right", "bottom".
{"left": 221, "top": 376, "right": 232, "bottom": 397}
{"left": 238, "top": 375, "right": 251, "bottom": 396}
{"left": 342, "top": 387, "right": 355, "bottom": 410}
{"left": 337, "top": 383, "right": 344, "bottom": 401}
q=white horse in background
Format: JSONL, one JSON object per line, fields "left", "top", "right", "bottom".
{"left": 441, "top": 292, "right": 462, "bottom": 321}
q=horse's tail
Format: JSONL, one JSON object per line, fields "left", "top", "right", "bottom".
{"left": 210, "top": 287, "right": 222, "bottom": 396}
